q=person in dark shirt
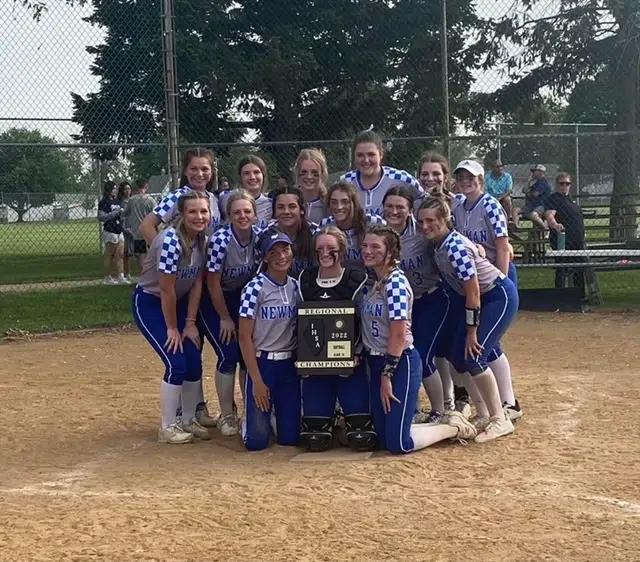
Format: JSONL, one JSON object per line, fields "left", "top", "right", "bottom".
{"left": 544, "top": 172, "right": 586, "bottom": 296}
{"left": 98, "top": 180, "right": 126, "bottom": 284}
{"left": 524, "top": 164, "right": 552, "bottom": 229}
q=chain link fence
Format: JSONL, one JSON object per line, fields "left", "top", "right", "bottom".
{"left": 1, "top": 0, "right": 639, "bottom": 332}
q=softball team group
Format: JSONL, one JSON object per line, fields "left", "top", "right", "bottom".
{"left": 131, "top": 129, "right": 522, "bottom": 455}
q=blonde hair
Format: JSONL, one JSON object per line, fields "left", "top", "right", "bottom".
{"left": 173, "top": 191, "right": 210, "bottom": 261}
{"left": 418, "top": 196, "right": 453, "bottom": 229}
{"left": 226, "top": 188, "right": 257, "bottom": 219}
{"left": 315, "top": 225, "right": 348, "bottom": 263}
{"left": 294, "top": 148, "right": 328, "bottom": 198}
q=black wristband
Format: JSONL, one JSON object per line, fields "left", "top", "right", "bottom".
{"left": 381, "top": 353, "right": 401, "bottom": 378}
{"left": 465, "top": 306, "right": 480, "bottom": 327}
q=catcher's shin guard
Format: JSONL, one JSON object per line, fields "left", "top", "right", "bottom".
{"left": 300, "top": 416, "right": 333, "bottom": 452}
{"left": 345, "top": 414, "right": 377, "bottom": 451}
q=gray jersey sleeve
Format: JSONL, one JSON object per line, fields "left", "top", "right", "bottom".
{"left": 137, "top": 227, "right": 204, "bottom": 300}
{"left": 207, "top": 225, "right": 257, "bottom": 291}
{"left": 360, "top": 269, "right": 414, "bottom": 354}
{"left": 239, "top": 274, "right": 298, "bottom": 352}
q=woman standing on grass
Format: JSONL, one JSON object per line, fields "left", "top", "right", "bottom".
{"left": 98, "top": 180, "right": 126, "bottom": 285}
{"left": 118, "top": 181, "right": 133, "bottom": 284}
{"left": 133, "top": 191, "right": 211, "bottom": 444}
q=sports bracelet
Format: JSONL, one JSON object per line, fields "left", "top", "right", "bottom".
{"left": 381, "top": 353, "right": 401, "bottom": 379}
{"left": 465, "top": 307, "right": 480, "bottom": 327}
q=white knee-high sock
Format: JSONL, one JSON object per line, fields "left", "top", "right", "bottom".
{"left": 161, "top": 381, "right": 182, "bottom": 429}
{"left": 196, "top": 377, "right": 206, "bottom": 407}
{"left": 215, "top": 370, "right": 236, "bottom": 417}
{"left": 489, "top": 353, "right": 516, "bottom": 406}
{"left": 422, "top": 373, "right": 445, "bottom": 413}
{"left": 435, "top": 357, "right": 454, "bottom": 405}
{"left": 473, "top": 369, "right": 504, "bottom": 419}
{"left": 461, "top": 373, "right": 489, "bottom": 418}
{"left": 182, "top": 380, "right": 201, "bottom": 422}
{"left": 450, "top": 369, "right": 466, "bottom": 388}
{"left": 410, "top": 423, "right": 457, "bottom": 451}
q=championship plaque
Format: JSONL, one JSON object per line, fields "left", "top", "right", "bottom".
{"left": 296, "top": 301, "right": 356, "bottom": 376}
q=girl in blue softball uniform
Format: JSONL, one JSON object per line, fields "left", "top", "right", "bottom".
{"left": 382, "top": 187, "right": 449, "bottom": 424}
{"left": 138, "top": 148, "right": 222, "bottom": 427}
{"left": 269, "top": 186, "right": 318, "bottom": 277}
{"left": 341, "top": 129, "right": 425, "bottom": 216}
{"left": 298, "top": 225, "right": 376, "bottom": 452}
{"left": 202, "top": 189, "right": 261, "bottom": 437}
{"left": 451, "top": 159, "right": 521, "bottom": 421}
{"left": 360, "top": 225, "right": 477, "bottom": 453}
{"left": 238, "top": 228, "right": 302, "bottom": 451}
{"left": 418, "top": 197, "right": 518, "bottom": 443}
{"left": 319, "top": 180, "right": 386, "bottom": 269}
{"left": 219, "top": 155, "right": 273, "bottom": 228}
{"left": 133, "top": 191, "right": 211, "bottom": 444}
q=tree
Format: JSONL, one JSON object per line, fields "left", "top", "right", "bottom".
{"left": 0, "top": 129, "right": 84, "bottom": 222}
{"left": 72, "top": 0, "right": 482, "bottom": 169}
{"left": 478, "top": 0, "right": 639, "bottom": 239}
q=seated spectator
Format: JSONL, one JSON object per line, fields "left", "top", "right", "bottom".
{"left": 544, "top": 172, "right": 586, "bottom": 297}
{"left": 524, "top": 164, "right": 552, "bottom": 230}
{"left": 485, "top": 159, "right": 514, "bottom": 223}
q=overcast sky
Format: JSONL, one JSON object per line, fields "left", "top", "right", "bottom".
{"left": 0, "top": 0, "right": 550, "bottom": 141}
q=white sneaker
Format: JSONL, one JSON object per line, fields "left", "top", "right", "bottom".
{"left": 455, "top": 400, "right": 472, "bottom": 419}
{"left": 447, "top": 411, "right": 478, "bottom": 441}
{"left": 195, "top": 402, "right": 219, "bottom": 428}
{"left": 474, "top": 415, "right": 515, "bottom": 444}
{"left": 103, "top": 276, "right": 116, "bottom": 285}
{"left": 158, "top": 423, "right": 194, "bottom": 444}
{"left": 470, "top": 415, "right": 490, "bottom": 430}
{"left": 504, "top": 400, "right": 523, "bottom": 421}
{"left": 116, "top": 274, "right": 128, "bottom": 284}
{"left": 123, "top": 275, "right": 133, "bottom": 284}
{"left": 217, "top": 413, "right": 239, "bottom": 436}
{"left": 181, "top": 419, "right": 211, "bottom": 440}
{"left": 444, "top": 399, "right": 456, "bottom": 412}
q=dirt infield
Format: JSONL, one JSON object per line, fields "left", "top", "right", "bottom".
{"left": 1, "top": 312, "right": 639, "bottom": 562}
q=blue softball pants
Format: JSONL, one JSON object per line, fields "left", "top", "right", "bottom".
{"left": 301, "top": 361, "right": 370, "bottom": 418}
{"left": 368, "top": 347, "right": 422, "bottom": 454}
{"left": 132, "top": 287, "right": 202, "bottom": 385}
{"left": 243, "top": 355, "right": 301, "bottom": 451}
{"left": 488, "top": 262, "right": 518, "bottom": 362}
{"left": 450, "top": 277, "right": 519, "bottom": 376}
{"left": 412, "top": 286, "right": 451, "bottom": 378}
{"left": 198, "top": 288, "right": 244, "bottom": 373}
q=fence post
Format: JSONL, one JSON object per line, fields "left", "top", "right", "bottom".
{"left": 95, "top": 156, "right": 103, "bottom": 254}
{"left": 440, "top": 0, "right": 451, "bottom": 164}
{"left": 497, "top": 123, "right": 502, "bottom": 162}
{"left": 162, "top": 0, "right": 180, "bottom": 190}
{"left": 575, "top": 123, "right": 580, "bottom": 204}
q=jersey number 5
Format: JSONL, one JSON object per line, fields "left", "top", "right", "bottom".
{"left": 371, "top": 320, "right": 379, "bottom": 338}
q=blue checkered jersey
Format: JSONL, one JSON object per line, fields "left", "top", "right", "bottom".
{"left": 452, "top": 193, "right": 508, "bottom": 265}
{"left": 433, "top": 231, "right": 503, "bottom": 296}
{"left": 341, "top": 166, "right": 425, "bottom": 216}
{"left": 304, "top": 196, "right": 328, "bottom": 224}
{"left": 398, "top": 217, "right": 440, "bottom": 298}
{"left": 137, "top": 227, "right": 205, "bottom": 299}
{"left": 359, "top": 268, "right": 414, "bottom": 354}
{"left": 219, "top": 191, "right": 273, "bottom": 229}
{"left": 239, "top": 272, "right": 299, "bottom": 352}
{"left": 206, "top": 224, "right": 260, "bottom": 292}
{"left": 319, "top": 213, "right": 386, "bottom": 266}
{"left": 153, "top": 186, "right": 221, "bottom": 236}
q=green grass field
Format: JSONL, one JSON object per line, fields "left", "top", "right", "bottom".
{"left": 0, "top": 218, "right": 639, "bottom": 335}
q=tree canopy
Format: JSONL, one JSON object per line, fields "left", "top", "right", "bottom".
{"left": 0, "top": 129, "right": 84, "bottom": 222}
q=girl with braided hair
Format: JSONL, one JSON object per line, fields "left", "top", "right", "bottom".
{"left": 359, "top": 225, "right": 477, "bottom": 453}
